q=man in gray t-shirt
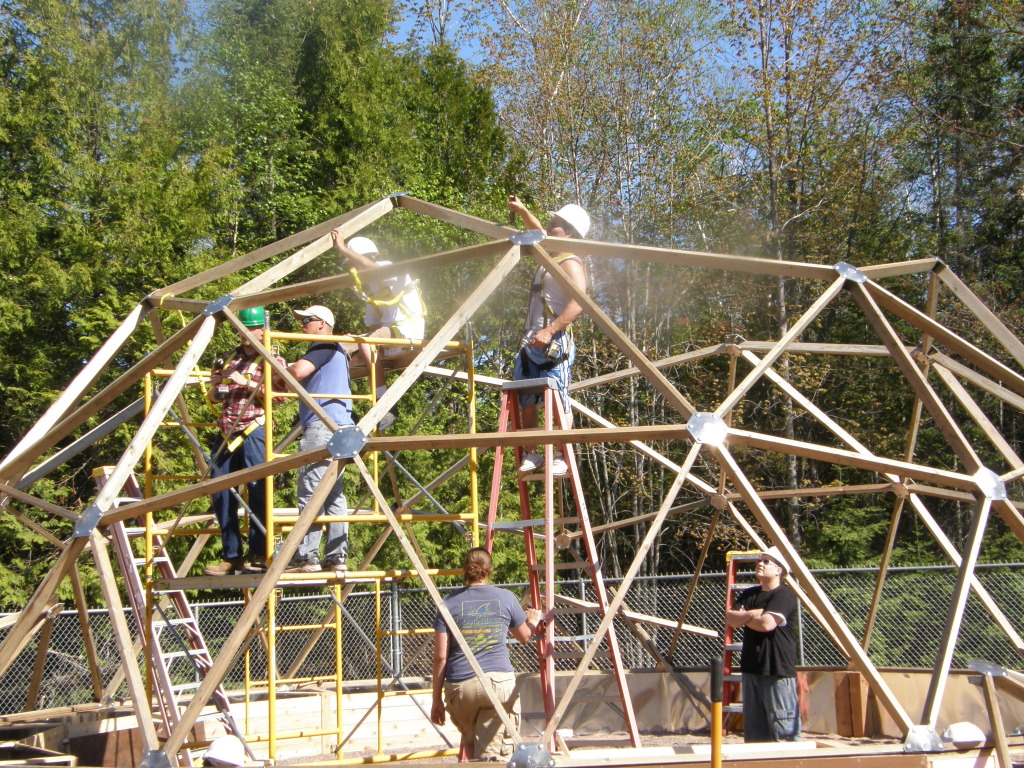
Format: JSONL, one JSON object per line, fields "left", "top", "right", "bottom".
{"left": 431, "top": 549, "right": 542, "bottom": 760}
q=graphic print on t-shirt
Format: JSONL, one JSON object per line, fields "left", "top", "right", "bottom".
{"left": 459, "top": 599, "right": 505, "bottom": 652}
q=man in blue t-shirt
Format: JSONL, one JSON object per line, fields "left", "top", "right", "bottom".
{"left": 725, "top": 546, "right": 801, "bottom": 742}
{"left": 431, "top": 548, "right": 543, "bottom": 761}
{"left": 284, "top": 305, "right": 354, "bottom": 573}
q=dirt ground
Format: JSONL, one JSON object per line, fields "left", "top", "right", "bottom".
{"left": 277, "top": 728, "right": 1024, "bottom": 765}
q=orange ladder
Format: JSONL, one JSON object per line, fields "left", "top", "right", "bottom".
{"left": 485, "top": 378, "right": 640, "bottom": 748}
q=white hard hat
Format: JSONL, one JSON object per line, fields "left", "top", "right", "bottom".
{"left": 942, "top": 721, "right": 986, "bottom": 748}
{"left": 548, "top": 204, "right": 591, "bottom": 238}
{"left": 347, "top": 236, "right": 379, "bottom": 255}
{"left": 293, "top": 304, "right": 335, "bottom": 328}
{"left": 204, "top": 735, "right": 245, "bottom": 767}
{"left": 760, "top": 546, "right": 791, "bottom": 575}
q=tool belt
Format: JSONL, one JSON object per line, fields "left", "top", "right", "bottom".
{"left": 225, "top": 416, "right": 264, "bottom": 453}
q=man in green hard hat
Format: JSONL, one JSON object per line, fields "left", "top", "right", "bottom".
{"left": 204, "top": 306, "right": 284, "bottom": 576}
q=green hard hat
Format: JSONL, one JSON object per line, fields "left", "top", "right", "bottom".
{"left": 238, "top": 306, "right": 266, "bottom": 327}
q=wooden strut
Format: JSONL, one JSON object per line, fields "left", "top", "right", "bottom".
{"left": 737, "top": 348, "right": 1024, "bottom": 656}
{"left": 712, "top": 444, "right": 917, "bottom": 734}
{"left": 539, "top": 447, "right": 698, "bottom": 745}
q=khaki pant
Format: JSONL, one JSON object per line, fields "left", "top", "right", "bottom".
{"left": 444, "top": 671, "right": 519, "bottom": 760}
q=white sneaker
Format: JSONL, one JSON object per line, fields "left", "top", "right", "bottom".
{"left": 519, "top": 452, "right": 543, "bottom": 472}
{"left": 550, "top": 452, "right": 568, "bottom": 476}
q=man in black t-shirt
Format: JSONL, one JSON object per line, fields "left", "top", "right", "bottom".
{"left": 725, "top": 546, "right": 801, "bottom": 742}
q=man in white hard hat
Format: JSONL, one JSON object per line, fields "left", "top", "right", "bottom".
{"left": 330, "top": 229, "right": 425, "bottom": 431}
{"left": 507, "top": 195, "right": 590, "bottom": 476}
{"left": 283, "top": 304, "right": 354, "bottom": 573}
{"left": 725, "top": 545, "right": 801, "bottom": 742}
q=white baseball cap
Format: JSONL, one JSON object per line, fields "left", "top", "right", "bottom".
{"left": 293, "top": 304, "right": 335, "bottom": 328}
{"left": 548, "top": 203, "right": 591, "bottom": 238}
{"left": 347, "top": 236, "right": 379, "bottom": 256}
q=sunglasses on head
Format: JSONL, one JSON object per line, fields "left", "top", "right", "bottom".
{"left": 301, "top": 316, "right": 319, "bottom": 325}
{"left": 758, "top": 557, "right": 776, "bottom": 565}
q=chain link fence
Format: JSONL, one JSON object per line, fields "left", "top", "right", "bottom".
{"left": 2, "top": 562, "right": 1022, "bottom": 716}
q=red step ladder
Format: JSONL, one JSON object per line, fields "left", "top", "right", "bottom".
{"left": 485, "top": 378, "right": 640, "bottom": 748}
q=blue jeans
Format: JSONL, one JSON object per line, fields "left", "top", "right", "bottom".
{"left": 295, "top": 421, "right": 348, "bottom": 564}
{"left": 742, "top": 674, "right": 801, "bottom": 742}
{"left": 210, "top": 425, "right": 268, "bottom": 561}
{"left": 513, "top": 332, "right": 576, "bottom": 414}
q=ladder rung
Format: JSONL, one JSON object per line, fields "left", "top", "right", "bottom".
{"left": 723, "top": 704, "right": 744, "bottom": 714}
{"left": 520, "top": 471, "right": 573, "bottom": 482}
{"left": 530, "top": 561, "right": 591, "bottom": 572}
{"left": 492, "top": 517, "right": 579, "bottom": 530}
{"left": 725, "top": 643, "right": 742, "bottom": 651}
{"left": 550, "top": 651, "right": 611, "bottom": 660}
{"left": 725, "top": 673, "right": 743, "bottom": 683}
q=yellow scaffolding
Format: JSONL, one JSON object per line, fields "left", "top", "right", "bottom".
{"left": 138, "top": 329, "right": 478, "bottom": 763}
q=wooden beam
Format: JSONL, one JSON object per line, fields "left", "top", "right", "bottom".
{"left": 859, "top": 258, "right": 939, "bottom": 279}
{"left": 394, "top": 195, "right": 517, "bottom": 240}
{"left": 542, "top": 449, "right": 698, "bottom": 744}
{"left": 68, "top": 568, "right": 105, "bottom": 700}
{"left": 714, "top": 445, "right": 916, "bottom": 734}
{"left": 981, "top": 673, "right": 1013, "bottom": 768}
{"left": 90, "top": 530, "right": 160, "bottom": 750}
{"left": 929, "top": 352, "right": 1024, "bottom": 412}
{"left": 865, "top": 281, "right": 1024, "bottom": 399}
{"left": 569, "top": 239, "right": 839, "bottom": 280}
{"left": 244, "top": 239, "right": 513, "bottom": 310}
{"left": 0, "top": 303, "right": 149, "bottom": 478}
{"left": 0, "top": 483, "right": 77, "bottom": 521}
{"left": 726, "top": 428, "right": 977, "bottom": 490}
{"left": 150, "top": 197, "right": 392, "bottom": 300}
{"left": 571, "top": 345, "right": 731, "bottom": 392}
{"left": 24, "top": 612, "right": 56, "bottom": 710}
{"left": 933, "top": 364, "right": 1024, "bottom": 470}
{"left": 717, "top": 278, "right": 845, "bottom": 416}
{"left": 235, "top": 197, "right": 394, "bottom": 295}
{"left": 922, "top": 497, "right": 993, "bottom": 728}
{"left": 527, "top": 243, "right": 697, "bottom": 419}
{"left": 936, "top": 262, "right": 1024, "bottom": 368}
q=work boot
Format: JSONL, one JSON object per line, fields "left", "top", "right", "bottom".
{"left": 323, "top": 557, "right": 348, "bottom": 572}
{"left": 204, "top": 558, "right": 244, "bottom": 576}
{"left": 285, "top": 557, "right": 321, "bottom": 573}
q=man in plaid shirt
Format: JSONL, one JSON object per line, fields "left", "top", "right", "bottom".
{"left": 204, "top": 306, "right": 285, "bottom": 576}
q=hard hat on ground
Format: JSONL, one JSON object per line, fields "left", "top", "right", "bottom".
{"left": 293, "top": 304, "right": 335, "bottom": 328}
{"left": 203, "top": 735, "right": 245, "bottom": 767}
{"left": 238, "top": 307, "right": 266, "bottom": 328}
{"left": 760, "top": 546, "right": 791, "bottom": 575}
{"left": 548, "top": 203, "right": 591, "bottom": 238}
{"left": 347, "top": 236, "right": 379, "bottom": 256}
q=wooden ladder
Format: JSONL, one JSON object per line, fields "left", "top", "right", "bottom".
{"left": 722, "top": 549, "right": 760, "bottom": 731}
{"left": 485, "top": 378, "right": 640, "bottom": 748}
{"left": 92, "top": 467, "right": 237, "bottom": 763}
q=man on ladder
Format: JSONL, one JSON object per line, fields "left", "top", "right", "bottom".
{"left": 507, "top": 194, "right": 590, "bottom": 476}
